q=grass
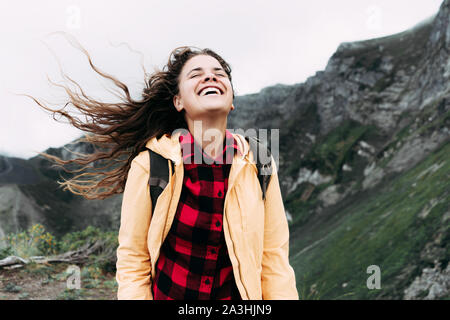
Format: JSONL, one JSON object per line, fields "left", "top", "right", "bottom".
{"left": 285, "top": 119, "right": 379, "bottom": 227}
{"left": 286, "top": 119, "right": 373, "bottom": 177}
{"left": 1, "top": 224, "right": 119, "bottom": 299}
{"left": 290, "top": 141, "right": 449, "bottom": 299}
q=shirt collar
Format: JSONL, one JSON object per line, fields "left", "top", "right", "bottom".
{"left": 179, "top": 129, "right": 241, "bottom": 165}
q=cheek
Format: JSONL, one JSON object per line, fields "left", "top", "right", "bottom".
{"left": 224, "top": 80, "right": 233, "bottom": 93}
{"left": 179, "top": 83, "right": 196, "bottom": 101}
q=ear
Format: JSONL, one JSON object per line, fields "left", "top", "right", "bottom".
{"left": 173, "top": 95, "right": 183, "bottom": 112}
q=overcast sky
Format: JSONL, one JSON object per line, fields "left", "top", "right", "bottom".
{"left": 0, "top": 0, "right": 444, "bottom": 159}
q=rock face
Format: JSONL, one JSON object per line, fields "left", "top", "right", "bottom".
{"left": 0, "top": 0, "right": 449, "bottom": 300}
{"left": 404, "top": 263, "right": 450, "bottom": 300}
{"left": 227, "top": 0, "right": 449, "bottom": 300}
{"left": 229, "top": 0, "right": 449, "bottom": 200}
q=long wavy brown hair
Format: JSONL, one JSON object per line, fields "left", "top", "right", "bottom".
{"left": 23, "top": 35, "right": 234, "bottom": 200}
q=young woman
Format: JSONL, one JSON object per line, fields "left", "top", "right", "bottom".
{"left": 29, "top": 40, "right": 298, "bottom": 300}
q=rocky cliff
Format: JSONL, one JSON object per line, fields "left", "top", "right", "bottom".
{"left": 228, "top": 0, "right": 449, "bottom": 299}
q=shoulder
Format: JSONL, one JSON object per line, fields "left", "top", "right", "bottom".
{"left": 130, "top": 149, "right": 150, "bottom": 174}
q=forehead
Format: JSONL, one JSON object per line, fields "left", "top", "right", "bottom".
{"left": 182, "top": 55, "right": 222, "bottom": 73}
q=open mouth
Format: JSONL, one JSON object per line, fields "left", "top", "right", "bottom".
{"left": 198, "top": 86, "right": 223, "bottom": 96}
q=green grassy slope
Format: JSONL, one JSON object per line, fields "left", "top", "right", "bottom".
{"left": 289, "top": 141, "right": 449, "bottom": 299}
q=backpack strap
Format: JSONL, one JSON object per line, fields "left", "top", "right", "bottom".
{"left": 147, "top": 148, "right": 174, "bottom": 215}
{"left": 244, "top": 136, "right": 273, "bottom": 201}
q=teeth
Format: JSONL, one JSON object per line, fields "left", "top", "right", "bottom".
{"left": 200, "top": 87, "right": 221, "bottom": 96}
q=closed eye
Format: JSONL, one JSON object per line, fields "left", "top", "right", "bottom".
{"left": 191, "top": 73, "right": 226, "bottom": 79}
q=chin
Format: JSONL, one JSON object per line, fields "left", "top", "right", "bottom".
{"left": 210, "top": 104, "right": 231, "bottom": 111}
{"left": 198, "top": 102, "right": 227, "bottom": 111}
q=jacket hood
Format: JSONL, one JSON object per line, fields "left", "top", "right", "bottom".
{"left": 145, "top": 130, "right": 251, "bottom": 166}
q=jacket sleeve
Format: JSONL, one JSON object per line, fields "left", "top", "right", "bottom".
{"left": 261, "top": 155, "right": 299, "bottom": 300}
{"left": 116, "top": 155, "right": 153, "bottom": 300}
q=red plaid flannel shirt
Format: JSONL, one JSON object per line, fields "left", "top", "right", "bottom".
{"left": 151, "top": 129, "right": 242, "bottom": 300}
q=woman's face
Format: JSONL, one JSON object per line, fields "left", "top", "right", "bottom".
{"left": 173, "top": 54, "right": 234, "bottom": 120}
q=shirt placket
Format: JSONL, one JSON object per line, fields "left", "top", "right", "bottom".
{"left": 199, "top": 243, "right": 221, "bottom": 295}
{"left": 156, "top": 131, "right": 238, "bottom": 300}
{"left": 200, "top": 164, "right": 227, "bottom": 297}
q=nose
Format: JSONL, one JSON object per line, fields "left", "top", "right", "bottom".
{"left": 203, "top": 73, "right": 217, "bottom": 82}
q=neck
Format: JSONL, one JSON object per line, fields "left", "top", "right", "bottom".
{"left": 186, "top": 115, "right": 227, "bottom": 160}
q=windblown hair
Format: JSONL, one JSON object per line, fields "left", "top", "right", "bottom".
{"left": 25, "top": 36, "right": 234, "bottom": 200}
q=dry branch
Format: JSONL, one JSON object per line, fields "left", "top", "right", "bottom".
{"left": 0, "top": 240, "right": 114, "bottom": 268}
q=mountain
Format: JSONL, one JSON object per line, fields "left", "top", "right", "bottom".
{"left": 0, "top": 141, "right": 122, "bottom": 240}
{"left": 228, "top": 0, "right": 450, "bottom": 300}
{"left": 1, "top": 0, "right": 449, "bottom": 299}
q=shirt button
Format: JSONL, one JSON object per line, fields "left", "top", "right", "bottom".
{"left": 218, "top": 190, "right": 222, "bottom": 197}
{"left": 211, "top": 249, "right": 216, "bottom": 254}
{"left": 205, "top": 279, "right": 210, "bottom": 285}
{"left": 215, "top": 221, "right": 221, "bottom": 227}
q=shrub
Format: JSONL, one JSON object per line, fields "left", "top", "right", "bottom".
{"left": 59, "top": 226, "right": 118, "bottom": 273}
{"left": 2, "top": 224, "right": 58, "bottom": 258}
{"left": 1, "top": 224, "right": 118, "bottom": 274}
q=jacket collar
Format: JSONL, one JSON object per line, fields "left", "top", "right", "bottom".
{"left": 145, "top": 130, "right": 252, "bottom": 166}
{"left": 179, "top": 129, "right": 241, "bottom": 165}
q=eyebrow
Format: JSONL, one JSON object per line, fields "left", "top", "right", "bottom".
{"left": 187, "top": 67, "right": 225, "bottom": 76}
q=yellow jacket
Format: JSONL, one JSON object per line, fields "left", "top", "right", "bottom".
{"left": 116, "top": 131, "right": 298, "bottom": 300}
